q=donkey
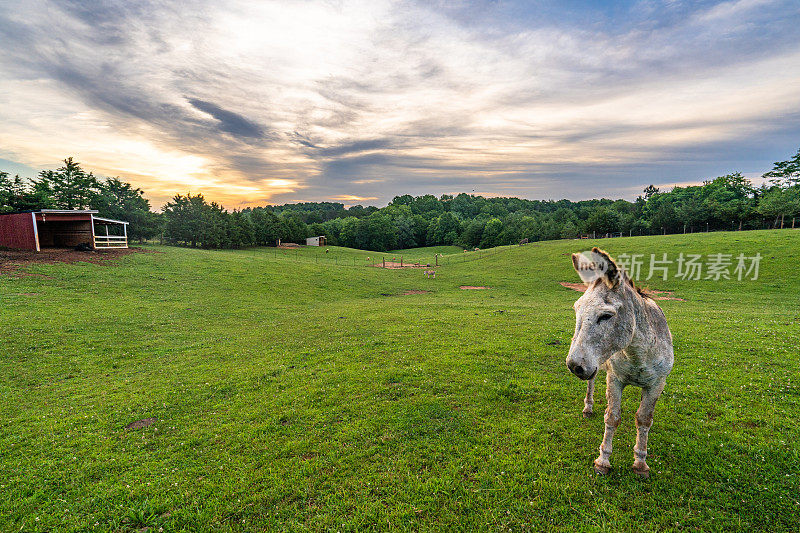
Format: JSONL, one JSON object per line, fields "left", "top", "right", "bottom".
{"left": 424, "top": 270, "right": 436, "bottom": 278}
{"left": 566, "top": 248, "right": 674, "bottom": 478}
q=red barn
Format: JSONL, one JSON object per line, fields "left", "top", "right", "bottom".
{"left": 0, "top": 210, "right": 128, "bottom": 251}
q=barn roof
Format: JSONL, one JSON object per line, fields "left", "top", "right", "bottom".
{"left": 0, "top": 210, "right": 128, "bottom": 224}
{"left": 0, "top": 209, "right": 98, "bottom": 216}
{"left": 37, "top": 209, "right": 99, "bottom": 214}
{"left": 93, "top": 216, "right": 129, "bottom": 225}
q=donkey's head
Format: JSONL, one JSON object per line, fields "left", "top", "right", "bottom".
{"left": 566, "top": 248, "right": 636, "bottom": 380}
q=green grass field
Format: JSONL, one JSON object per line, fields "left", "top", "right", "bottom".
{"left": 260, "top": 244, "right": 505, "bottom": 268}
{"left": 2, "top": 231, "right": 799, "bottom": 531}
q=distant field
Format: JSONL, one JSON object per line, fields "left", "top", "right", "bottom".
{"left": 1, "top": 230, "right": 799, "bottom": 531}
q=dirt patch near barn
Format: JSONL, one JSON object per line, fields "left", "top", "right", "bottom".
{"left": 0, "top": 247, "right": 152, "bottom": 277}
{"left": 558, "top": 281, "right": 685, "bottom": 301}
{"left": 460, "top": 286, "right": 490, "bottom": 290}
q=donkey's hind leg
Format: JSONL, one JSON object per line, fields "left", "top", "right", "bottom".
{"left": 583, "top": 375, "right": 596, "bottom": 417}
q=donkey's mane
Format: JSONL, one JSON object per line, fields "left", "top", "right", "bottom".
{"left": 589, "top": 273, "right": 652, "bottom": 300}
{"left": 584, "top": 246, "right": 652, "bottom": 301}
{"left": 626, "top": 276, "right": 652, "bottom": 300}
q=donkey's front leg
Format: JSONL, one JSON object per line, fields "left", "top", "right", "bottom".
{"left": 594, "top": 376, "right": 623, "bottom": 475}
{"left": 632, "top": 380, "right": 666, "bottom": 479}
{"left": 583, "top": 375, "right": 596, "bottom": 417}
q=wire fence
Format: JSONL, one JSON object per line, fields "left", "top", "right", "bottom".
{"left": 249, "top": 243, "right": 519, "bottom": 269}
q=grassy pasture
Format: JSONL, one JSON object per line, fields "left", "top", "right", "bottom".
{"left": 1, "top": 230, "right": 799, "bottom": 531}
{"left": 264, "top": 244, "right": 505, "bottom": 268}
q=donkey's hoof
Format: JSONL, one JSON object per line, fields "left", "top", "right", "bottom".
{"left": 632, "top": 465, "right": 650, "bottom": 479}
{"left": 593, "top": 462, "right": 611, "bottom": 475}
{"left": 582, "top": 410, "right": 594, "bottom": 418}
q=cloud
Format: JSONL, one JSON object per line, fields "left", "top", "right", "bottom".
{"left": 330, "top": 195, "right": 380, "bottom": 202}
{"left": 187, "top": 98, "right": 267, "bottom": 139}
{"left": 315, "top": 139, "right": 396, "bottom": 157}
{"left": 0, "top": 0, "right": 799, "bottom": 208}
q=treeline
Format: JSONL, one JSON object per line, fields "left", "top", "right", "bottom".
{"left": 2, "top": 148, "right": 799, "bottom": 251}
{"left": 0, "top": 157, "right": 161, "bottom": 241}
{"left": 162, "top": 147, "right": 799, "bottom": 250}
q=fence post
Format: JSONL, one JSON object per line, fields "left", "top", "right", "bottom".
{"left": 383, "top": 257, "right": 385, "bottom": 268}
{"left": 435, "top": 254, "right": 438, "bottom": 266}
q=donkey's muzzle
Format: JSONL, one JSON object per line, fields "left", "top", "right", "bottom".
{"left": 567, "top": 360, "right": 596, "bottom": 380}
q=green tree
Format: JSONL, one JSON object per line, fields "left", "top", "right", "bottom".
{"left": 703, "top": 173, "right": 755, "bottom": 230}
{"left": 0, "top": 172, "right": 23, "bottom": 213}
{"left": 560, "top": 220, "right": 578, "bottom": 239}
{"left": 426, "top": 212, "right": 460, "bottom": 245}
{"left": 279, "top": 212, "right": 309, "bottom": 243}
{"left": 758, "top": 187, "right": 800, "bottom": 228}
{"left": 389, "top": 194, "right": 414, "bottom": 207}
{"left": 248, "top": 208, "right": 282, "bottom": 246}
{"left": 162, "top": 193, "right": 208, "bottom": 247}
{"left": 395, "top": 216, "right": 417, "bottom": 249}
{"left": 643, "top": 185, "right": 660, "bottom": 200}
{"left": 461, "top": 219, "right": 486, "bottom": 248}
{"left": 586, "top": 207, "right": 621, "bottom": 235}
{"left": 227, "top": 210, "right": 255, "bottom": 248}
{"left": 763, "top": 147, "right": 800, "bottom": 187}
{"left": 35, "top": 157, "right": 99, "bottom": 209}
{"left": 480, "top": 218, "right": 503, "bottom": 248}
{"left": 0, "top": 172, "right": 51, "bottom": 212}
{"left": 411, "top": 194, "right": 444, "bottom": 216}
{"left": 674, "top": 188, "right": 707, "bottom": 232}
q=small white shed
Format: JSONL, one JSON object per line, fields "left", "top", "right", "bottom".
{"left": 305, "top": 236, "right": 327, "bottom": 246}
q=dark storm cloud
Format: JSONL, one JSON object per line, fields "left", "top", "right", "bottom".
{"left": 187, "top": 98, "right": 267, "bottom": 139}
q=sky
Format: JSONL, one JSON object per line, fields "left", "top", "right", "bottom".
{"left": 1, "top": 0, "right": 799, "bottom": 209}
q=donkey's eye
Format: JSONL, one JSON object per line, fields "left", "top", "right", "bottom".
{"left": 597, "top": 313, "right": 613, "bottom": 323}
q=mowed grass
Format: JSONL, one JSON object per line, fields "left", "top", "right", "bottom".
{"left": 1, "top": 230, "right": 799, "bottom": 531}
{"left": 265, "top": 244, "right": 495, "bottom": 267}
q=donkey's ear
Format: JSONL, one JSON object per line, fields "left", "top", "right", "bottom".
{"left": 591, "top": 247, "right": 621, "bottom": 289}
{"left": 572, "top": 252, "right": 600, "bottom": 284}
{"left": 571, "top": 253, "right": 582, "bottom": 275}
